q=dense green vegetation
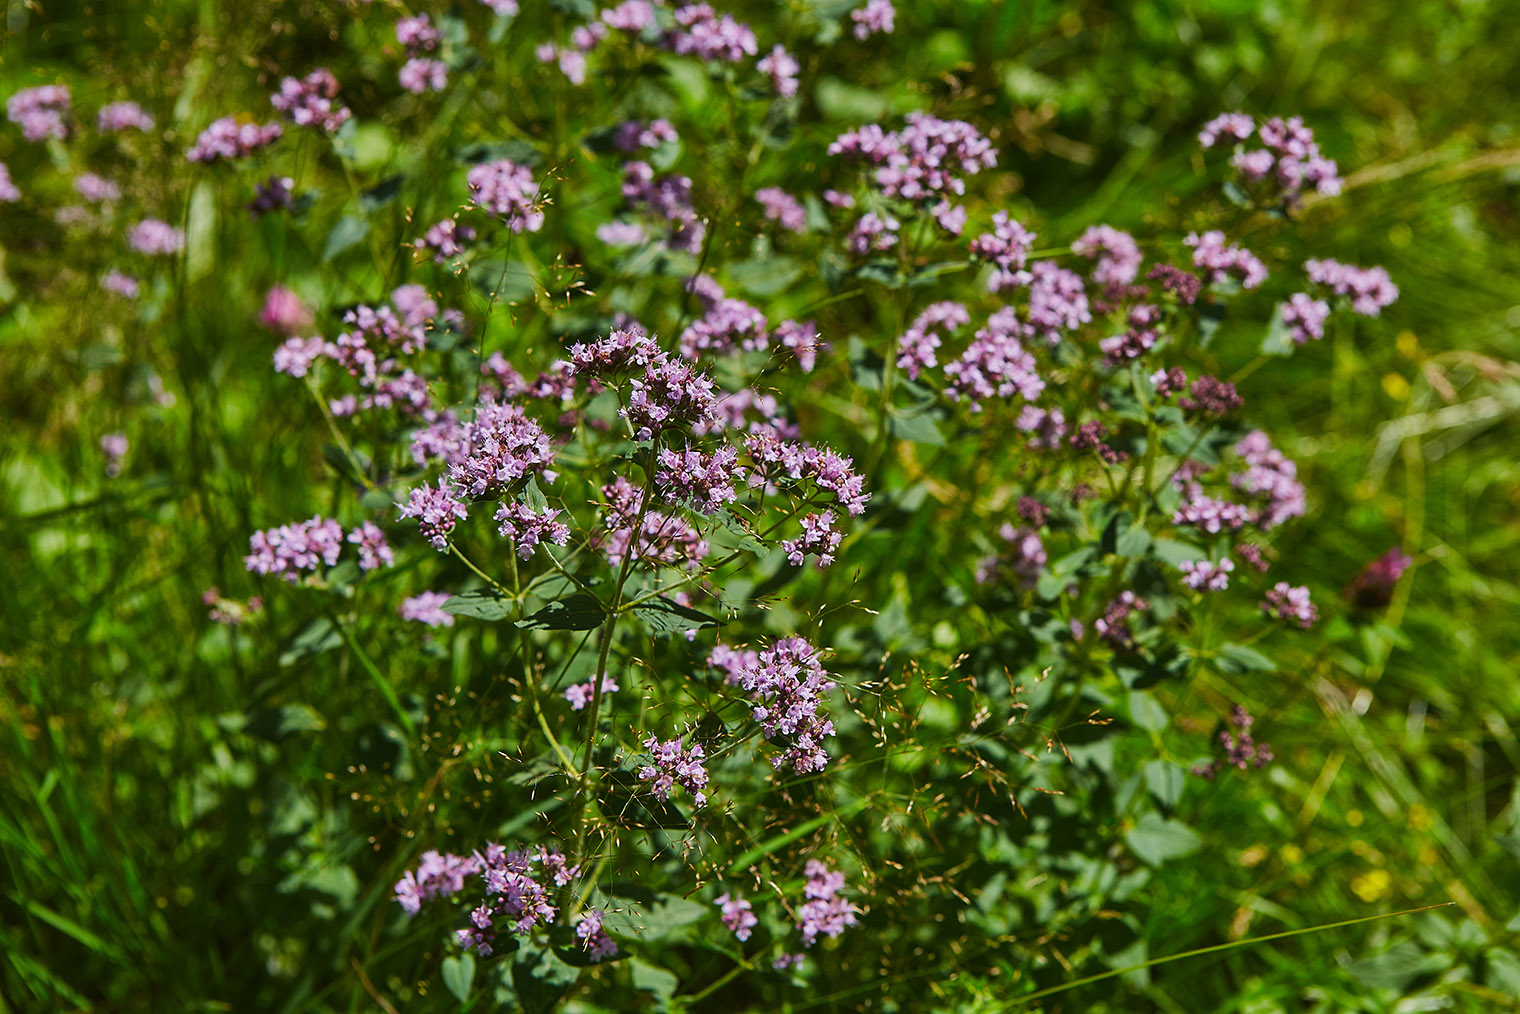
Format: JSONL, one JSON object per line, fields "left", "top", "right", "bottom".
{"left": 2, "top": 1, "right": 1519, "bottom": 1011}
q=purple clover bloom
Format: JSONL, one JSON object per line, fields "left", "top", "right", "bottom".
{"left": 7, "top": 84, "right": 70, "bottom": 141}
{"left": 467, "top": 159, "right": 545, "bottom": 232}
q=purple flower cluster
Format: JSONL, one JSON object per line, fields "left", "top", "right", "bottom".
{"left": 976, "top": 523, "right": 1046, "bottom": 587}
{"left": 7, "top": 84, "right": 70, "bottom": 141}
{"left": 575, "top": 908, "right": 618, "bottom": 960}
{"left": 896, "top": 301, "right": 969, "bottom": 380}
{"left": 757, "top": 45, "right": 800, "bottom": 98}
{"left": 599, "top": 477, "right": 710, "bottom": 570}
{"left": 397, "top": 482, "right": 470, "bottom": 550}
{"left": 621, "top": 160, "right": 703, "bottom": 252}
{"left": 128, "top": 219, "right": 185, "bottom": 256}
{"left": 1282, "top": 291, "right": 1331, "bottom": 343}
{"left": 1179, "top": 375, "right": 1244, "bottom": 417}
{"left": 1072, "top": 225, "right": 1143, "bottom": 288}
{"left": 244, "top": 516, "right": 346, "bottom": 581}
{"left": 0, "top": 163, "right": 19, "bottom": 203}
{"left": 1095, "top": 591, "right": 1149, "bottom": 647}
{"left": 271, "top": 68, "right": 351, "bottom": 134}
{"left": 1345, "top": 548, "right": 1413, "bottom": 609}
{"left": 680, "top": 297, "right": 768, "bottom": 359}
{"left": 944, "top": 308, "right": 1045, "bottom": 411}
{"left": 444, "top": 402, "right": 556, "bottom": 499}
{"left": 394, "top": 850, "right": 481, "bottom": 915}
{"left": 1201, "top": 113, "right": 1341, "bottom": 199}
{"left": 439, "top": 844, "right": 582, "bottom": 956}
{"left": 564, "top": 675, "right": 618, "bottom": 710}
{"left": 249, "top": 175, "right": 295, "bottom": 218}
{"left": 347, "top": 521, "right": 394, "bottom": 571}
{"left": 494, "top": 502, "right": 571, "bottom": 559}
{"left": 400, "top": 591, "right": 455, "bottom": 628}
{"left": 397, "top": 14, "right": 448, "bottom": 94}
{"left": 1179, "top": 557, "right": 1234, "bottom": 591}
{"left": 638, "top": 734, "right": 710, "bottom": 806}
{"left": 756, "top": 186, "right": 807, "bottom": 233}
{"left": 744, "top": 433, "right": 870, "bottom": 516}
{"left": 467, "top": 159, "right": 545, "bottom": 232}
{"left": 732, "top": 637, "right": 837, "bottom": 773}
{"left": 1016, "top": 405, "right": 1068, "bottom": 449}
{"left": 1185, "top": 230, "right": 1267, "bottom": 289}
{"left": 1099, "top": 303, "right": 1162, "bottom": 364}
{"left": 101, "top": 270, "right": 139, "bottom": 299}
{"left": 625, "top": 356, "right": 720, "bottom": 440}
{"left": 416, "top": 218, "right": 477, "bottom": 263}
{"left": 1232, "top": 430, "right": 1306, "bottom": 529}
{"left": 797, "top": 860, "right": 859, "bottom": 946}
{"left": 715, "top": 892, "right": 757, "bottom": 941}
{"left": 830, "top": 112, "right": 995, "bottom": 202}
{"left": 847, "top": 210, "right": 899, "bottom": 254}
{"left": 74, "top": 173, "right": 120, "bottom": 203}
{"left": 186, "top": 116, "right": 282, "bottom": 163}
{"left": 850, "top": 0, "right": 896, "bottom": 39}
{"left": 1304, "top": 258, "right": 1398, "bottom": 316}
{"left": 1261, "top": 582, "right": 1317, "bottom": 628}
{"left": 782, "top": 511, "right": 842, "bottom": 568}
{"left": 668, "top": 4, "right": 758, "bottom": 63}
{"left": 656, "top": 445, "right": 744, "bottom": 513}
{"left": 1193, "top": 706, "right": 1273, "bottom": 779}
{"left": 97, "top": 100, "right": 154, "bottom": 134}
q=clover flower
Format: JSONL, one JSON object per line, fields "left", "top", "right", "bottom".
{"left": 743, "top": 433, "right": 869, "bottom": 515}
{"left": 399, "top": 591, "right": 455, "bottom": 628}
{"left": 832, "top": 112, "right": 995, "bottom": 200}
{"left": 1017, "top": 405, "right": 1067, "bottom": 449}
{"left": 1197, "top": 112, "right": 1254, "bottom": 148}
{"left": 638, "top": 734, "right": 710, "bottom": 806}
{"left": 848, "top": 211, "right": 899, "bottom": 253}
{"left": 396, "top": 14, "right": 439, "bottom": 51}
{"left": 612, "top": 118, "right": 678, "bottom": 153}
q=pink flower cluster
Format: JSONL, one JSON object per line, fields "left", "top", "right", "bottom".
{"left": 1304, "top": 258, "right": 1398, "bottom": 316}
{"left": 731, "top": 637, "right": 837, "bottom": 773}
{"left": 186, "top": 116, "right": 282, "bottom": 163}
{"left": 270, "top": 68, "right": 351, "bottom": 134}
{"left": 7, "top": 84, "right": 70, "bottom": 141}
{"left": 638, "top": 734, "right": 710, "bottom": 806}
{"left": 467, "top": 159, "right": 545, "bottom": 232}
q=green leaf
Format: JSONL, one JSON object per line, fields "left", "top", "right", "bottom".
{"left": 245, "top": 704, "right": 327, "bottom": 741}
{"left": 360, "top": 175, "right": 404, "bottom": 212}
{"left": 1128, "top": 691, "right": 1169, "bottom": 733}
{"left": 1216, "top": 642, "right": 1275, "bottom": 674}
{"left": 1116, "top": 522, "right": 1151, "bottom": 557}
{"left": 629, "top": 960, "right": 679, "bottom": 1009}
{"left": 1151, "top": 538, "right": 1205, "bottom": 567}
{"left": 600, "top": 896, "right": 709, "bottom": 940}
{"left": 441, "top": 954, "right": 475, "bottom": 1003}
{"left": 888, "top": 410, "right": 945, "bottom": 446}
{"left": 630, "top": 596, "right": 722, "bottom": 637}
{"left": 516, "top": 593, "right": 606, "bottom": 630}
{"left": 1143, "top": 759, "right": 1184, "bottom": 810}
{"left": 1125, "top": 813, "right": 1202, "bottom": 867}
{"left": 322, "top": 215, "right": 369, "bottom": 262}
{"left": 512, "top": 944, "right": 580, "bottom": 1014}
{"left": 713, "top": 508, "right": 765, "bottom": 553}
{"left": 1260, "top": 301, "right": 1297, "bottom": 357}
{"left": 727, "top": 256, "right": 802, "bottom": 296}
{"left": 853, "top": 259, "right": 904, "bottom": 289}
{"left": 519, "top": 475, "right": 549, "bottom": 514}
{"left": 279, "top": 617, "right": 341, "bottom": 666}
{"left": 443, "top": 590, "right": 513, "bottom": 622}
